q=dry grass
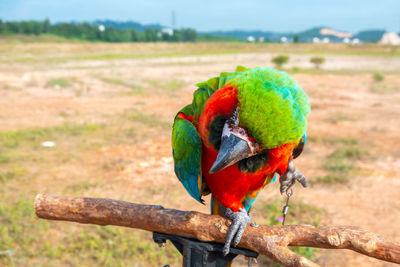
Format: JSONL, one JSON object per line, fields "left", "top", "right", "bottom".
{"left": 1, "top": 41, "right": 400, "bottom": 64}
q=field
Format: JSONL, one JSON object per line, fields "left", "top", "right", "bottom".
{"left": 0, "top": 38, "right": 399, "bottom": 266}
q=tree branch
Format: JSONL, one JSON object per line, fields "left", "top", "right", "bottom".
{"left": 34, "top": 194, "right": 400, "bottom": 267}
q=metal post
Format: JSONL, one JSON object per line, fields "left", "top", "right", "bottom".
{"left": 153, "top": 232, "right": 258, "bottom": 267}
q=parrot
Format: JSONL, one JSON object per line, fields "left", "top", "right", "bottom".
{"left": 171, "top": 65, "right": 310, "bottom": 256}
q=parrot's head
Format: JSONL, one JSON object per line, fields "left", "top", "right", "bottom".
{"left": 208, "top": 67, "right": 310, "bottom": 174}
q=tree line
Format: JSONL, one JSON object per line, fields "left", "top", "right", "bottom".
{"left": 0, "top": 19, "right": 198, "bottom": 42}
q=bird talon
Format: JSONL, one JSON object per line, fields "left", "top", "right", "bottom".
{"left": 279, "top": 159, "right": 308, "bottom": 193}
{"left": 223, "top": 208, "right": 251, "bottom": 255}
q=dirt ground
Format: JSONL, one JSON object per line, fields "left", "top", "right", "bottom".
{"left": 0, "top": 42, "right": 399, "bottom": 266}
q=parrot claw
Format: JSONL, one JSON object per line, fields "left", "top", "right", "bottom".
{"left": 279, "top": 160, "right": 308, "bottom": 194}
{"left": 222, "top": 208, "right": 251, "bottom": 256}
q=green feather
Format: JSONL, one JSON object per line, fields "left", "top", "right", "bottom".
{"left": 185, "top": 66, "right": 309, "bottom": 148}
{"left": 172, "top": 110, "right": 204, "bottom": 203}
{"left": 232, "top": 67, "right": 310, "bottom": 148}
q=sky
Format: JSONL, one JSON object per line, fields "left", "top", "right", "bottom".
{"left": 0, "top": 0, "right": 399, "bottom": 33}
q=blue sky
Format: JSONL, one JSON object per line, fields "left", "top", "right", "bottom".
{"left": 1, "top": 0, "right": 399, "bottom": 32}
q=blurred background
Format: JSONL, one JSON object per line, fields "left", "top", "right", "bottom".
{"left": 0, "top": 1, "right": 399, "bottom": 266}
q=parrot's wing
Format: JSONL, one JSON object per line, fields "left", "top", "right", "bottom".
{"left": 172, "top": 107, "right": 204, "bottom": 204}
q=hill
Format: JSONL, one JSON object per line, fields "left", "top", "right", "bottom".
{"left": 94, "top": 20, "right": 165, "bottom": 32}
{"left": 204, "top": 26, "right": 387, "bottom": 43}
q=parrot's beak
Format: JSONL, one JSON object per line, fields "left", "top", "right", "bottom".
{"left": 209, "top": 134, "right": 252, "bottom": 174}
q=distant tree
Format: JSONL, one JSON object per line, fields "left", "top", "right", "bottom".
{"left": 293, "top": 35, "right": 299, "bottom": 43}
{"left": 0, "top": 20, "right": 5, "bottom": 33}
{"left": 181, "top": 28, "right": 197, "bottom": 42}
{"left": 7, "top": 22, "right": 22, "bottom": 33}
{"left": 172, "top": 29, "right": 183, "bottom": 42}
{"left": 103, "top": 27, "right": 122, "bottom": 42}
{"left": 310, "top": 56, "right": 325, "bottom": 69}
{"left": 78, "top": 23, "right": 97, "bottom": 40}
{"left": 31, "top": 22, "right": 42, "bottom": 35}
{"left": 0, "top": 20, "right": 200, "bottom": 43}
{"left": 373, "top": 72, "right": 384, "bottom": 82}
{"left": 41, "top": 19, "right": 50, "bottom": 33}
{"left": 129, "top": 29, "right": 138, "bottom": 42}
{"left": 144, "top": 28, "right": 159, "bottom": 42}
{"left": 161, "top": 31, "right": 173, "bottom": 41}
{"left": 118, "top": 29, "right": 132, "bottom": 42}
{"left": 272, "top": 55, "right": 289, "bottom": 69}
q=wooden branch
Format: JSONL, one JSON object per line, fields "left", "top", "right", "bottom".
{"left": 34, "top": 194, "right": 400, "bottom": 267}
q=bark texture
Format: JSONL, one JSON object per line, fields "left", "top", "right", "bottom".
{"left": 34, "top": 194, "right": 400, "bottom": 267}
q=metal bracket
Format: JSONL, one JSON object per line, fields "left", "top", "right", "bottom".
{"left": 153, "top": 232, "right": 258, "bottom": 267}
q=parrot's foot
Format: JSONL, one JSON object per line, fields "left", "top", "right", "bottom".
{"left": 280, "top": 159, "right": 308, "bottom": 194}
{"left": 222, "top": 208, "right": 251, "bottom": 256}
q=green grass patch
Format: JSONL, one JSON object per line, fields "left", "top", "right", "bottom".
{"left": 307, "top": 136, "right": 358, "bottom": 146}
{"left": 257, "top": 200, "right": 323, "bottom": 226}
{"left": 255, "top": 200, "right": 322, "bottom": 266}
{"left": 329, "top": 146, "right": 364, "bottom": 160}
{"left": 0, "top": 165, "right": 27, "bottom": 183}
{"left": 288, "top": 67, "right": 400, "bottom": 75}
{"left": 0, "top": 171, "right": 15, "bottom": 182}
{"left": 57, "top": 226, "right": 180, "bottom": 266}
{"left": 323, "top": 159, "right": 353, "bottom": 172}
{"left": 46, "top": 78, "right": 72, "bottom": 88}
{"left": 3, "top": 43, "right": 400, "bottom": 65}
{"left": 314, "top": 174, "right": 349, "bottom": 184}
{"left": 0, "top": 198, "right": 52, "bottom": 265}
{"left": 373, "top": 72, "right": 384, "bottom": 82}
{"left": 100, "top": 77, "right": 143, "bottom": 94}
{"left": 0, "top": 193, "right": 181, "bottom": 266}
{"left": 146, "top": 79, "right": 186, "bottom": 96}
{"left": 64, "top": 181, "right": 100, "bottom": 194}
{"left": 370, "top": 82, "right": 400, "bottom": 94}
{"left": 0, "top": 123, "right": 102, "bottom": 148}
{"left": 324, "top": 145, "right": 364, "bottom": 172}
{"left": 325, "top": 113, "right": 354, "bottom": 124}
{"left": 124, "top": 110, "right": 171, "bottom": 129}
{"left": 0, "top": 202, "right": 180, "bottom": 266}
{"left": 313, "top": 139, "right": 367, "bottom": 185}
{"left": 0, "top": 154, "right": 10, "bottom": 163}
{"left": 331, "top": 137, "right": 358, "bottom": 146}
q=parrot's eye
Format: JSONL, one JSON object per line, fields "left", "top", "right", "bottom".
{"left": 208, "top": 115, "right": 228, "bottom": 150}
{"left": 292, "top": 136, "right": 305, "bottom": 159}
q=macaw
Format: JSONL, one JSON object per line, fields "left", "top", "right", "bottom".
{"left": 172, "top": 66, "right": 310, "bottom": 255}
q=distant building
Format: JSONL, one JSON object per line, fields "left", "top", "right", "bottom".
{"left": 162, "top": 28, "right": 174, "bottom": 36}
{"left": 312, "top": 37, "right": 320, "bottom": 43}
{"left": 322, "top": 37, "right": 330, "bottom": 43}
{"left": 247, "top": 36, "right": 255, "bottom": 42}
{"left": 258, "top": 37, "right": 265, "bottom": 43}
{"left": 380, "top": 32, "right": 400, "bottom": 45}
{"left": 351, "top": 38, "right": 360, "bottom": 44}
{"left": 343, "top": 38, "right": 350, "bottom": 44}
{"left": 280, "top": 36, "right": 288, "bottom": 43}
{"left": 98, "top": 25, "right": 105, "bottom": 32}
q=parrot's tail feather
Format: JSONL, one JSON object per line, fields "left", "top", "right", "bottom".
{"left": 211, "top": 195, "right": 233, "bottom": 267}
{"left": 211, "top": 194, "right": 224, "bottom": 215}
